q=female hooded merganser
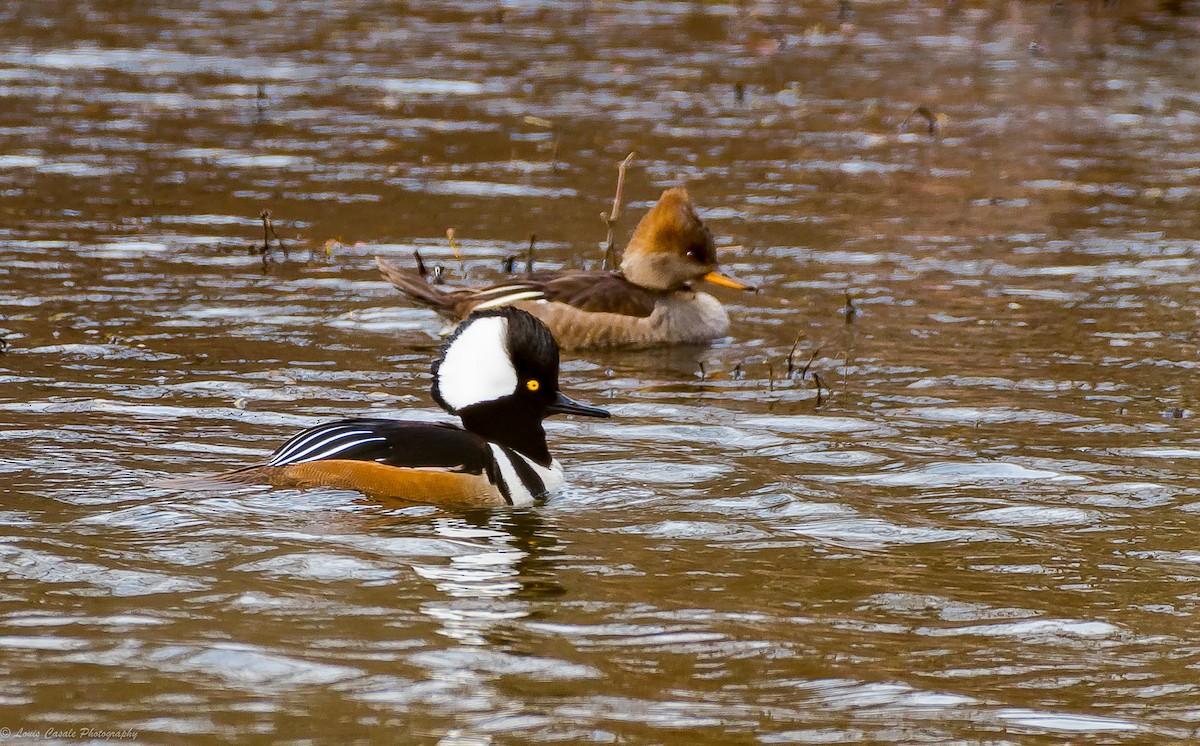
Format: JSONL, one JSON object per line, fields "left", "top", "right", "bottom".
{"left": 205, "top": 307, "right": 610, "bottom": 507}
{"left": 377, "top": 188, "right": 755, "bottom": 350}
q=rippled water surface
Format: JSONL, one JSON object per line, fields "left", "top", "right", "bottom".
{"left": 3, "top": 1, "right": 1200, "bottom": 743}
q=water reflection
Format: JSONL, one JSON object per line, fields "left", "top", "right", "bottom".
{"left": 361, "top": 507, "right": 565, "bottom": 646}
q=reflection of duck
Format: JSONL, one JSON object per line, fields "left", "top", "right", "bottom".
{"left": 423, "top": 510, "right": 567, "bottom": 646}
{"left": 482, "top": 509, "right": 565, "bottom": 600}
{"left": 378, "top": 188, "right": 755, "bottom": 350}
{"left": 203, "top": 307, "right": 609, "bottom": 508}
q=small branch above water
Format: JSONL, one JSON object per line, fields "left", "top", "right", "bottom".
{"left": 601, "top": 152, "right": 635, "bottom": 270}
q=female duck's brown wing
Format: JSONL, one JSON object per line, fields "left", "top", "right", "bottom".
{"left": 209, "top": 419, "right": 547, "bottom": 507}
{"left": 463, "top": 271, "right": 662, "bottom": 318}
{"left": 377, "top": 257, "right": 661, "bottom": 320}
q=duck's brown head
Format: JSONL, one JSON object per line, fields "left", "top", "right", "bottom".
{"left": 619, "top": 188, "right": 754, "bottom": 293}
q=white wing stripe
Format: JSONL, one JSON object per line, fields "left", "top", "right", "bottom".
{"left": 290, "top": 436, "right": 388, "bottom": 464}
{"left": 282, "top": 430, "right": 378, "bottom": 464}
{"left": 472, "top": 291, "right": 545, "bottom": 310}
{"left": 271, "top": 425, "right": 358, "bottom": 462}
{"left": 472, "top": 284, "right": 540, "bottom": 298}
{"left": 270, "top": 429, "right": 378, "bottom": 465}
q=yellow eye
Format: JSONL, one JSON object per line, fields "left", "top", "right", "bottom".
{"left": 526, "top": 379, "right": 540, "bottom": 392}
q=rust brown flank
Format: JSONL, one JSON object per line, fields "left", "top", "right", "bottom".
{"left": 271, "top": 460, "right": 506, "bottom": 508}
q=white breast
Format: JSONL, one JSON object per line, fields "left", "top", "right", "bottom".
{"left": 650, "top": 291, "right": 730, "bottom": 343}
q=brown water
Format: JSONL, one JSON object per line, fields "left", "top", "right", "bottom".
{"left": 2, "top": 1, "right": 1200, "bottom": 743}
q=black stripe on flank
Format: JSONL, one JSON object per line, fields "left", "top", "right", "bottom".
{"left": 484, "top": 454, "right": 514, "bottom": 506}
{"left": 500, "top": 446, "right": 548, "bottom": 500}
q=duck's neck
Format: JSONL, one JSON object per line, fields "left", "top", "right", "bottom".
{"left": 619, "top": 253, "right": 698, "bottom": 292}
{"left": 458, "top": 401, "right": 551, "bottom": 466}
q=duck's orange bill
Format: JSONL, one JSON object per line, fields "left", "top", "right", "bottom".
{"left": 703, "top": 271, "right": 756, "bottom": 291}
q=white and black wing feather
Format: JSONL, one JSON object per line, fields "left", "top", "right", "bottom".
{"left": 463, "top": 272, "right": 660, "bottom": 318}
{"left": 265, "top": 419, "right": 489, "bottom": 471}
{"left": 466, "top": 282, "right": 547, "bottom": 311}
{"left": 267, "top": 423, "right": 389, "bottom": 466}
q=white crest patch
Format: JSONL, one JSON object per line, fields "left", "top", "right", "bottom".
{"left": 436, "top": 316, "right": 518, "bottom": 411}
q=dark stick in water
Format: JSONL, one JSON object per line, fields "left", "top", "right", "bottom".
{"left": 257, "top": 209, "right": 287, "bottom": 269}
{"left": 901, "top": 105, "right": 941, "bottom": 136}
{"left": 800, "top": 348, "right": 820, "bottom": 380}
{"left": 786, "top": 332, "right": 805, "bottom": 378}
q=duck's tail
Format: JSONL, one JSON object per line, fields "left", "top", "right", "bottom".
{"left": 155, "top": 465, "right": 276, "bottom": 490}
{"left": 376, "top": 256, "right": 466, "bottom": 319}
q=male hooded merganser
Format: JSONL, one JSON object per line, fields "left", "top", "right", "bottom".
{"left": 377, "top": 188, "right": 755, "bottom": 350}
{"left": 204, "top": 307, "right": 609, "bottom": 507}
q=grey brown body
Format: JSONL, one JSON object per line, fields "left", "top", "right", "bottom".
{"left": 511, "top": 292, "right": 729, "bottom": 349}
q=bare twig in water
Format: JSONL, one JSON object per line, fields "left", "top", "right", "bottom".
{"left": 698, "top": 361, "right": 706, "bottom": 381}
{"left": 813, "top": 372, "right": 826, "bottom": 407}
{"left": 601, "top": 152, "right": 635, "bottom": 270}
{"left": 733, "top": 362, "right": 741, "bottom": 379}
{"left": 258, "top": 210, "right": 272, "bottom": 259}
{"left": 446, "top": 228, "right": 464, "bottom": 273}
{"left": 767, "top": 362, "right": 775, "bottom": 392}
{"left": 526, "top": 233, "right": 536, "bottom": 274}
{"left": 800, "top": 347, "right": 821, "bottom": 379}
{"left": 841, "top": 293, "right": 858, "bottom": 394}
{"left": 258, "top": 209, "right": 287, "bottom": 268}
{"left": 785, "top": 332, "right": 805, "bottom": 377}
{"left": 265, "top": 211, "right": 285, "bottom": 255}
{"left": 413, "top": 250, "right": 429, "bottom": 278}
{"left": 901, "top": 105, "right": 941, "bottom": 136}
